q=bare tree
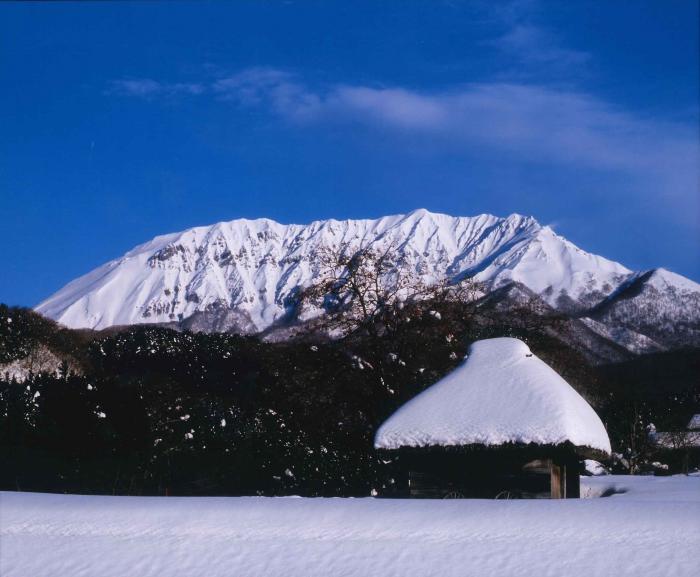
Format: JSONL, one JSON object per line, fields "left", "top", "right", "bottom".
{"left": 652, "top": 429, "right": 700, "bottom": 475}
{"left": 298, "top": 243, "right": 481, "bottom": 338}
{"left": 295, "top": 243, "right": 482, "bottom": 397}
{"left": 296, "top": 243, "right": 415, "bottom": 340}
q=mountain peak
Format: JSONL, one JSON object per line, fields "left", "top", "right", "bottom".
{"left": 646, "top": 268, "right": 700, "bottom": 292}
{"left": 406, "top": 207, "right": 431, "bottom": 219}
{"left": 34, "top": 211, "right": 693, "bottom": 342}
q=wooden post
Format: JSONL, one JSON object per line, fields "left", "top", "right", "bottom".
{"left": 550, "top": 462, "right": 566, "bottom": 499}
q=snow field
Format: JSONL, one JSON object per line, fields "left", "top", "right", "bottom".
{"left": 1, "top": 475, "right": 698, "bottom": 577}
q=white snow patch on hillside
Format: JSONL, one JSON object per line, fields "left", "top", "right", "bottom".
{"left": 1, "top": 475, "right": 698, "bottom": 577}
{"left": 0, "top": 345, "right": 76, "bottom": 383}
{"left": 579, "top": 317, "right": 663, "bottom": 354}
{"left": 374, "top": 338, "right": 611, "bottom": 454}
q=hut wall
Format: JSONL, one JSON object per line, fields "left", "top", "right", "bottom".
{"left": 403, "top": 452, "right": 552, "bottom": 499}
{"left": 393, "top": 447, "right": 585, "bottom": 499}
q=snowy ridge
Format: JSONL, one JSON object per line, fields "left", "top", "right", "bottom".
{"left": 589, "top": 268, "right": 700, "bottom": 348}
{"left": 36, "top": 209, "right": 637, "bottom": 332}
{"left": 374, "top": 338, "right": 611, "bottom": 454}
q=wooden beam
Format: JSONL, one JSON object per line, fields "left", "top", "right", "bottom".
{"left": 550, "top": 462, "right": 566, "bottom": 499}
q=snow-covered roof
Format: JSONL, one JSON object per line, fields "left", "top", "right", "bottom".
{"left": 374, "top": 338, "right": 611, "bottom": 455}
{"left": 688, "top": 414, "right": 700, "bottom": 431}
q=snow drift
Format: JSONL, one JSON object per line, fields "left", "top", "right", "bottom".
{"left": 1, "top": 475, "right": 698, "bottom": 577}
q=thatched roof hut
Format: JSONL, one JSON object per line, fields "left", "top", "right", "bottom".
{"left": 375, "top": 338, "right": 611, "bottom": 498}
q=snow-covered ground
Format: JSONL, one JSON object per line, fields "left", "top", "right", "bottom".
{"left": 2, "top": 475, "right": 698, "bottom": 577}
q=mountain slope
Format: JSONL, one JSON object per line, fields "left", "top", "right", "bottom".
{"left": 473, "top": 281, "right": 635, "bottom": 364}
{"left": 589, "top": 268, "right": 700, "bottom": 349}
{"left": 34, "top": 210, "right": 698, "bottom": 351}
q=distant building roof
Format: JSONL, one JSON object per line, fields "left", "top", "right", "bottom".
{"left": 688, "top": 414, "right": 700, "bottom": 431}
{"left": 651, "top": 431, "right": 700, "bottom": 449}
{"left": 374, "top": 338, "right": 611, "bottom": 456}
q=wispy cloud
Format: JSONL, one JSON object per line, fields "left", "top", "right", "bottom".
{"left": 209, "top": 69, "right": 697, "bottom": 200}
{"left": 109, "top": 79, "right": 204, "bottom": 97}
{"left": 212, "top": 68, "right": 320, "bottom": 120}
{"left": 482, "top": 0, "right": 590, "bottom": 76}
{"left": 109, "top": 67, "right": 699, "bottom": 208}
{"left": 492, "top": 24, "right": 590, "bottom": 68}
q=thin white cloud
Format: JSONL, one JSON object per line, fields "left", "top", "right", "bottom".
{"left": 209, "top": 69, "right": 698, "bottom": 200}
{"left": 212, "top": 68, "right": 320, "bottom": 120}
{"left": 109, "top": 79, "right": 204, "bottom": 97}
{"left": 493, "top": 24, "right": 590, "bottom": 67}
{"left": 480, "top": 0, "right": 590, "bottom": 76}
{"left": 109, "top": 68, "right": 698, "bottom": 211}
{"left": 328, "top": 86, "right": 449, "bottom": 130}
{"left": 110, "top": 79, "right": 163, "bottom": 96}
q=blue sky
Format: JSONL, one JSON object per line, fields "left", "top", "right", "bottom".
{"left": 1, "top": 0, "right": 698, "bottom": 306}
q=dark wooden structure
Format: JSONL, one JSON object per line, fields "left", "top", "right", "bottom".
{"left": 383, "top": 442, "right": 606, "bottom": 499}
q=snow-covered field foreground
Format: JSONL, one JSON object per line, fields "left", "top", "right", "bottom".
{"left": 2, "top": 476, "right": 698, "bottom": 577}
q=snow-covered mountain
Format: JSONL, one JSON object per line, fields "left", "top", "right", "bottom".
{"left": 35, "top": 210, "right": 699, "bottom": 350}
{"left": 587, "top": 268, "right": 700, "bottom": 349}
